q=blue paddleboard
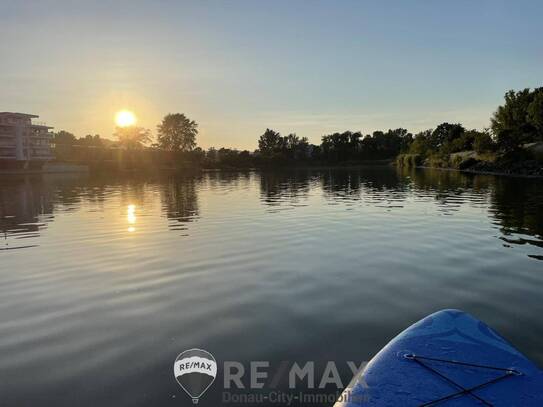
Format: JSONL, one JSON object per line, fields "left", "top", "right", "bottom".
{"left": 335, "top": 309, "right": 543, "bottom": 406}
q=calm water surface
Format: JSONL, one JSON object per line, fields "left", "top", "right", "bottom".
{"left": 1, "top": 167, "right": 543, "bottom": 406}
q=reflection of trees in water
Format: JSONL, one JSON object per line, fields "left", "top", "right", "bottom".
{"left": 259, "top": 170, "right": 313, "bottom": 207}
{"left": 490, "top": 178, "right": 543, "bottom": 240}
{"left": 53, "top": 173, "right": 112, "bottom": 210}
{"left": 204, "top": 170, "right": 252, "bottom": 190}
{"left": 118, "top": 181, "right": 148, "bottom": 210}
{"left": 48, "top": 173, "right": 150, "bottom": 212}
{"left": 2, "top": 173, "right": 204, "bottom": 238}
{"left": 321, "top": 167, "right": 409, "bottom": 206}
{"left": 0, "top": 173, "right": 151, "bottom": 241}
{"left": 403, "top": 167, "right": 494, "bottom": 192}
{"left": 257, "top": 166, "right": 543, "bottom": 255}
{"left": 2, "top": 169, "right": 542, "bottom": 257}
{"left": 160, "top": 176, "right": 200, "bottom": 225}
{"left": 404, "top": 167, "right": 543, "bottom": 253}
{"left": 401, "top": 167, "right": 494, "bottom": 213}
{"left": 321, "top": 169, "right": 363, "bottom": 200}
{"left": 256, "top": 167, "right": 410, "bottom": 209}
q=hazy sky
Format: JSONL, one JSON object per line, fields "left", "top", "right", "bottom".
{"left": 1, "top": 1, "right": 542, "bottom": 149}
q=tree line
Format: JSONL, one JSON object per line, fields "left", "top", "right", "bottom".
{"left": 52, "top": 87, "right": 543, "bottom": 168}
{"left": 53, "top": 113, "right": 197, "bottom": 151}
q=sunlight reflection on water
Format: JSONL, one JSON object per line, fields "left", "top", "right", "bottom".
{"left": 0, "top": 167, "right": 542, "bottom": 406}
{"left": 127, "top": 204, "right": 136, "bottom": 232}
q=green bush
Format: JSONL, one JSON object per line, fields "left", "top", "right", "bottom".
{"left": 396, "top": 154, "right": 421, "bottom": 167}
{"left": 449, "top": 131, "right": 475, "bottom": 153}
{"left": 474, "top": 132, "right": 496, "bottom": 153}
{"left": 450, "top": 155, "right": 464, "bottom": 169}
{"left": 426, "top": 154, "right": 449, "bottom": 168}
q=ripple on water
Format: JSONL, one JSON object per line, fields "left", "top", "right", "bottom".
{"left": 0, "top": 168, "right": 543, "bottom": 406}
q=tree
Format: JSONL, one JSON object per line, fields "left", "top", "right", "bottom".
{"left": 409, "top": 130, "right": 433, "bottom": 156}
{"left": 355, "top": 129, "right": 412, "bottom": 159}
{"left": 473, "top": 131, "right": 496, "bottom": 154}
{"left": 321, "top": 131, "right": 361, "bottom": 161}
{"left": 114, "top": 126, "right": 151, "bottom": 149}
{"left": 188, "top": 146, "right": 205, "bottom": 165}
{"left": 370, "top": 131, "right": 387, "bottom": 157}
{"left": 430, "top": 123, "right": 465, "bottom": 152}
{"left": 285, "top": 133, "right": 309, "bottom": 160}
{"left": 379, "top": 128, "right": 413, "bottom": 157}
{"left": 157, "top": 113, "right": 198, "bottom": 151}
{"left": 388, "top": 128, "right": 413, "bottom": 153}
{"left": 448, "top": 130, "right": 479, "bottom": 152}
{"left": 495, "top": 129, "right": 518, "bottom": 152}
{"left": 527, "top": 90, "right": 543, "bottom": 137}
{"left": 491, "top": 88, "right": 543, "bottom": 150}
{"left": 258, "top": 129, "right": 284, "bottom": 156}
{"left": 53, "top": 130, "right": 76, "bottom": 145}
{"left": 78, "top": 134, "right": 103, "bottom": 147}
{"left": 206, "top": 147, "right": 218, "bottom": 162}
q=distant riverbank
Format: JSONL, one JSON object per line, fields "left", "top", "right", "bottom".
{"left": 0, "top": 163, "right": 89, "bottom": 175}
{"left": 203, "top": 159, "right": 394, "bottom": 171}
{"left": 417, "top": 165, "right": 543, "bottom": 179}
{"left": 398, "top": 142, "right": 543, "bottom": 179}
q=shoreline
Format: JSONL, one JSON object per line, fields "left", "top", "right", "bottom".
{"left": 0, "top": 163, "right": 89, "bottom": 175}
{"left": 415, "top": 165, "right": 543, "bottom": 179}
{"left": 1, "top": 161, "right": 542, "bottom": 180}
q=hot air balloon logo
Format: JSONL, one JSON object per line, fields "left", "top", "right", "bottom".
{"left": 173, "top": 349, "right": 217, "bottom": 404}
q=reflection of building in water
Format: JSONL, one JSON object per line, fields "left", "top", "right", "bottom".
{"left": 0, "top": 174, "right": 106, "bottom": 243}
{"left": 0, "top": 177, "right": 54, "bottom": 238}
{"left": 0, "top": 112, "right": 54, "bottom": 170}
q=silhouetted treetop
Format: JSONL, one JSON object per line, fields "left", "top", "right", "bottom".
{"left": 157, "top": 113, "right": 198, "bottom": 152}
{"left": 114, "top": 126, "right": 151, "bottom": 149}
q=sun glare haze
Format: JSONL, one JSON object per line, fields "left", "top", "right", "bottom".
{"left": 2, "top": 2, "right": 543, "bottom": 407}
{"left": 115, "top": 110, "right": 137, "bottom": 128}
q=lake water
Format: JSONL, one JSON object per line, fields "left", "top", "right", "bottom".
{"left": 1, "top": 167, "right": 543, "bottom": 406}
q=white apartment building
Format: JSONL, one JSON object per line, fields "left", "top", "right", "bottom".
{"left": 0, "top": 112, "right": 54, "bottom": 169}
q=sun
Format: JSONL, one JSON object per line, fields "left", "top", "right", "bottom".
{"left": 115, "top": 110, "right": 137, "bottom": 127}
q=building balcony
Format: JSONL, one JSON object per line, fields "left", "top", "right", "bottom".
{"left": 31, "top": 134, "right": 54, "bottom": 139}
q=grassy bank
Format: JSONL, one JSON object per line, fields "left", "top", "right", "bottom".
{"left": 397, "top": 143, "right": 543, "bottom": 177}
